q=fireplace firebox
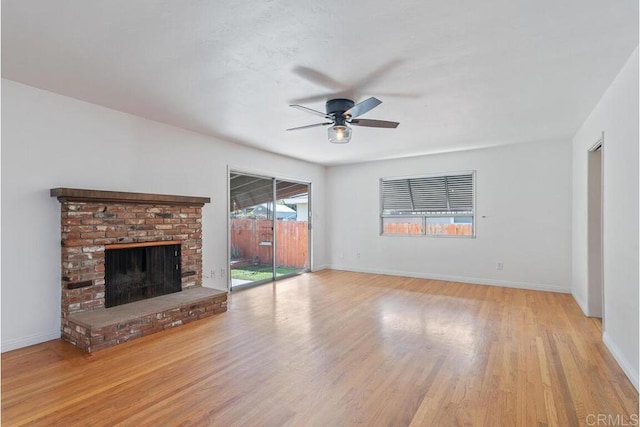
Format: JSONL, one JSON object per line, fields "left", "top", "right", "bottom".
{"left": 105, "top": 242, "right": 181, "bottom": 307}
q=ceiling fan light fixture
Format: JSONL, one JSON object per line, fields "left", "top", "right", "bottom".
{"left": 328, "top": 124, "right": 351, "bottom": 144}
{"left": 288, "top": 97, "right": 397, "bottom": 143}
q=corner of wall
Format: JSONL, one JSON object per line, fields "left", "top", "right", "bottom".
{"left": 571, "top": 291, "right": 590, "bottom": 317}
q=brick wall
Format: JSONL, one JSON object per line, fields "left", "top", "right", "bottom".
{"left": 59, "top": 202, "right": 203, "bottom": 319}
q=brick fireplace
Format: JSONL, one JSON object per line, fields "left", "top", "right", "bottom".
{"left": 51, "top": 188, "right": 227, "bottom": 352}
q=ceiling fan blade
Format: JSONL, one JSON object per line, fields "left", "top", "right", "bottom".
{"left": 286, "top": 122, "right": 333, "bottom": 131}
{"left": 292, "top": 66, "right": 347, "bottom": 91}
{"left": 290, "top": 93, "right": 334, "bottom": 104}
{"left": 352, "top": 59, "right": 405, "bottom": 91}
{"left": 350, "top": 119, "right": 399, "bottom": 128}
{"left": 344, "top": 97, "right": 382, "bottom": 118}
{"left": 289, "top": 104, "right": 331, "bottom": 118}
{"left": 290, "top": 89, "right": 357, "bottom": 105}
{"left": 291, "top": 91, "right": 419, "bottom": 105}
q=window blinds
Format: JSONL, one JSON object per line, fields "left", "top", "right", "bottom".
{"left": 381, "top": 173, "right": 474, "bottom": 215}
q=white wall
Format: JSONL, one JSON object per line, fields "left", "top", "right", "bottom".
{"left": 326, "top": 139, "right": 572, "bottom": 292}
{"left": 572, "top": 47, "right": 639, "bottom": 390}
{"left": 1, "top": 79, "right": 327, "bottom": 352}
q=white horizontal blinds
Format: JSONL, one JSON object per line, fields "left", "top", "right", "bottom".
{"left": 381, "top": 179, "right": 413, "bottom": 211}
{"left": 443, "top": 174, "right": 473, "bottom": 212}
{"left": 382, "top": 173, "right": 473, "bottom": 215}
{"left": 409, "top": 176, "right": 448, "bottom": 212}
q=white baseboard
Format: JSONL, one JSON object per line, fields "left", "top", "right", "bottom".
{"left": 1, "top": 330, "right": 61, "bottom": 353}
{"left": 312, "top": 264, "right": 330, "bottom": 272}
{"left": 602, "top": 332, "right": 639, "bottom": 392}
{"left": 327, "top": 265, "right": 571, "bottom": 294}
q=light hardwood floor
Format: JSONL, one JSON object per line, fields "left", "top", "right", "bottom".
{"left": 2, "top": 270, "right": 638, "bottom": 426}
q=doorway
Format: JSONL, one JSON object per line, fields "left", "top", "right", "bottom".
{"left": 229, "top": 171, "right": 310, "bottom": 290}
{"left": 587, "top": 138, "right": 603, "bottom": 322}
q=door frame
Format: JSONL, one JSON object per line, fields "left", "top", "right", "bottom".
{"left": 227, "top": 166, "right": 312, "bottom": 291}
{"left": 587, "top": 133, "right": 604, "bottom": 324}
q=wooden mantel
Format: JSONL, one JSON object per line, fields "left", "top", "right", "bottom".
{"left": 50, "top": 188, "right": 210, "bottom": 206}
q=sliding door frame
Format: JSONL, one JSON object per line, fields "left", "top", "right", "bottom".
{"left": 227, "top": 166, "right": 312, "bottom": 291}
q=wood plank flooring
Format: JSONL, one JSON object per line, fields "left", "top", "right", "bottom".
{"left": 2, "top": 270, "right": 638, "bottom": 426}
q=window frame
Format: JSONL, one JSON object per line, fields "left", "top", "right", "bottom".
{"left": 379, "top": 170, "right": 476, "bottom": 238}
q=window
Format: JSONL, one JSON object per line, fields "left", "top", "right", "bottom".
{"left": 380, "top": 171, "right": 475, "bottom": 237}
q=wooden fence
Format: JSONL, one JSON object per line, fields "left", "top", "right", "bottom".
{"left": 383, "top": 222, "right": 473, "bottom": 236}
{"left": 230, "top": 218, "right": 309, "bottom": 269}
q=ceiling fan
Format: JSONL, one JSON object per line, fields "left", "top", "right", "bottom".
{"left": 286, "top": 97, "right": 399, "bottom": 144}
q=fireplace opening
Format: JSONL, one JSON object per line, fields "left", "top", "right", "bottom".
{"left": 105, "top": 242, "right": 182, "bottom": 308}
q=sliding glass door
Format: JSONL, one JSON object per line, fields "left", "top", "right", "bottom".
{"left": 229, "top": 171, "right": 310, "bottom": 290}
{"left": 275, "top": 179, "right": 310, "bottom": 278}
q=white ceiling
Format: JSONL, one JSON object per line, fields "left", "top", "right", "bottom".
{"left": 2, "top": 1, "right": 638, "bottom": 165}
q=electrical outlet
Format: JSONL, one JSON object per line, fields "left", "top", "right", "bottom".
{"left": 220, "top": 268, "right": 226, "bottom": 278}
{"left": 497, "top": 262, "right": 504, "bottom": 270}
{"left": 356, "top": 252, "right": 361, "bottom": 259}
{"left": 211, "top": 269, "right": 216, "bottom": 279}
